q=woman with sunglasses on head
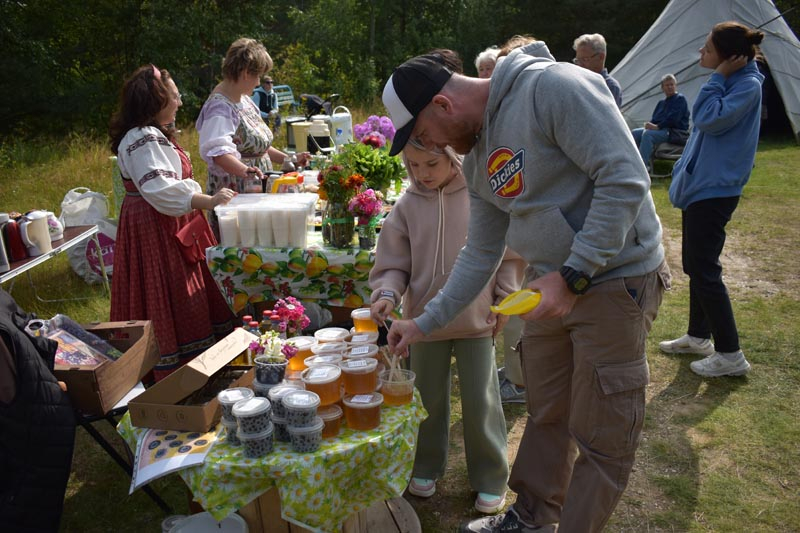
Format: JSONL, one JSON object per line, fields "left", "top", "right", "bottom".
{"left": 109, "top": 65, "right": 236, "bottom": 381}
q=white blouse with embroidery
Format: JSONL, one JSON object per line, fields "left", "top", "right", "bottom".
{"left": 117, "top": 126, "right": 201, "bottom": 217}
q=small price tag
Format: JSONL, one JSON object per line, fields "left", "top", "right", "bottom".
{"left": 293, "top": 394, "right": 312, "bottom": 405}
{"left": 351, "top": 394, "right": 373, "bottom": 404}
{"left": 309, "top": 368, "right": 330, "bottom": 379}
{"left": 348, "top": 359, "right": 368, "bottom": 368}
{"left": 351, "top": 345, "right": 370, "bottom": 356}
{"left": 351, "top": 334, "right": 369, "bottom": 343}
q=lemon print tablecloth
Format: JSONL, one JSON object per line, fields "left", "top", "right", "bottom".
{"left": 118, "top": 391, "right": 426, "bottom": 533}
{"left": 206, "top": 232, "right": 374, "bottom": 314}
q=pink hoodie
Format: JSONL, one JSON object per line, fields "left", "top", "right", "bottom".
{"left": 369, "top": 149, "right": 524, "bottom": 341}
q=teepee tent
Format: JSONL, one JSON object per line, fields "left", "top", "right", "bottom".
{"left": 611, "top": 0, "right": 800, "bottom": 141}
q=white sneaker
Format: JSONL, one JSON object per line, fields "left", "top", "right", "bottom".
{"left": 659, "top": 334, "right": 715, "bottom": 356}
{"left": 475, "top": 492, "right": 506, "bottom": 514}
{"left": 690, "top": 351, "right": 751, "bottom": 377}
{"left": 408, "top": 477, "right": 436, "bottom": 497}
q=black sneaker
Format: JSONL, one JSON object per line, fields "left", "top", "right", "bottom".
{"left": 461, "top": 507, "right": 538, "bottom": 533}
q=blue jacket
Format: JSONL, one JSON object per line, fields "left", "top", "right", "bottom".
{"left": 651, "top": 93, "right": 689, "bottom": 131}
{"left": 669, "top": 61, "right": 764, "bottom": 210}
{"left": 252, "top": 86, "right": 277, "bottom": 120}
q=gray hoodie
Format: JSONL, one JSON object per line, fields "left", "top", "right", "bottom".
{"left": 416, "top": 41, "right": 665, "bottom": 335}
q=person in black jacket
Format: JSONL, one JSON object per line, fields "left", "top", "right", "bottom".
{"left": 0, "top": 289, "right": 76, "bottom": 532}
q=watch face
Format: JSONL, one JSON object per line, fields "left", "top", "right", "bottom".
{"left": 574, "top": 278, "right": 590, "bottom": 292}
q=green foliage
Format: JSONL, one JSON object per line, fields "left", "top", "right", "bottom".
{"left": 333, "top": 142, "right": 405, "bottom": 193}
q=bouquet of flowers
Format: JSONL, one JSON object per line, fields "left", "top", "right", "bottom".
{"left": 354, "top": 115, "right": 396, "bottom": 148}
{"left": 272, "top": 296, "right": 311, "bottom": 338}
{"left": 249, "top": 330, "right": 296, "bottom": 360}
{"left": 333, "top": 142, "right": 405, "bottom": 194}
{"left": 348, "top": 189, "right": 384, "bottom": 225}
{"left": 316, "top": 164, "right": 366, "bottom": 204}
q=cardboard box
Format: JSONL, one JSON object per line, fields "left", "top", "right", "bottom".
{"left": 128, "top": 327, "right": 258, "bottom": 432}
{"left": 54, "top": 320, "right": 160, "bottom": 416}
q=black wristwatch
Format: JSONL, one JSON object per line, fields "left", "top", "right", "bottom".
{"left": 559, "top": 266, "right": 592, "bottom": 295}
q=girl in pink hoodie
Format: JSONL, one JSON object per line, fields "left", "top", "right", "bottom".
{"left": 369, "top": 139, "right": 524, "bottom": 514}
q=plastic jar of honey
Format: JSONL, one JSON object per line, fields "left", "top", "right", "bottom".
{"left": 342, "top": 392, "right": 384, "bottom": 431}
{"left": 301, "top": 364, "right": 342, "bottom": 406}
{"left": 339, "top": 358, "right": 379, "bottom": 395}
{"left": 285, "top": 335, "right": 316, "bottom": 372}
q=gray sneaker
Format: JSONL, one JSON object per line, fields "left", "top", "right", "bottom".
{"left": 690, "top": 351, "right": 751, "bottom": 377}
{"left": 659, "top": 334, "right": 715, "bottom": 356}
{"left": 499, "top": 379, "right": 526, "bottom": 404}
{"left": 461, "top": 507, "right": 548, "bottom": 532}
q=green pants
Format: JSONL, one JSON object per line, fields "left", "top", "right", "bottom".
{"left": 410, "top": 336, "right": 509, "bottom": 495}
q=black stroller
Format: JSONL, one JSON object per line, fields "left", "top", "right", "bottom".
{"left": 300, "top": 93, "right": 340, "bottom": 120}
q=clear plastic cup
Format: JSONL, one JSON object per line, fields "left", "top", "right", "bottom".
{"left": 339, "top": 358, "right": 379, "bottom": 395}
{"left": 310, "top": 341, "right": 348, "bottom": 357}
{"left": 217, "top": 387, "right": 255, "bottom": 423}
{"left": 267, "top": 382, "right": 304, "bottom": 419}
{"left": 287, "top": 416, "right": 324, "bottom": 453}
{"left": 271, "top": 414, "right": 291, "bottom": 442}
{"left": 301, "top": 364, "right": 342, "bottom": 406}
{"left": 237, "top": 422, "right": 274, "bottom": 458}
{"left": 304, "top": 354, "right": 344, "bottom": 367}
{"left": 238, "top": 209, "right": 258, "bottom": 247}
{"left": 218, "top": 213, "right": 239, "bottom": 246}
{"left": 252, "top": 380, "right": 276, "bottom": 399}
{"left": 256, "top": 209, "right": 274, "bottom": 247}
{"left": 342, "top": 392, "right": 384, "bottom": 431}
{"left": 344, "top": 344, "right": 380, "bottom": 361}
{"left": 285, "top": 335, "right": 316, "bottom": 372}
{"left": 221, "top": 418, "right": 241, "bottom": 446}
{"left": 379, "top": 369, "right": 416, "bottom": 406}
{"left": 282, "top": 389, "right": 321, "bottom": 427}
{"left": 232, "top": 396, "right": 272, "bottom": 434}
{"left": 314, "top": 327, "right": 351, "bottom": 344}
{"left": 350, "top": 308, "right": 378, "bottom": 333}
{"left": 318, "top": 404, "right": 343, "bottom": 438}
{"left": 348, "top": 329, "right": 380, "bottom": 346}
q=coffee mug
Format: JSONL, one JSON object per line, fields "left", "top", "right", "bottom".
{"left": 46, "top": 211, "right": 64, "bottom": 241}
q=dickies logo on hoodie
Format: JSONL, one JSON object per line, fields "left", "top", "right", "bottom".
{"left": 487, "top": 147, "right": 525, "bottom": 198}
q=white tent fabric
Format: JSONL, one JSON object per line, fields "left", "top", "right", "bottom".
{"left": 611, "top": 0, "right": 800, "bottom": 140}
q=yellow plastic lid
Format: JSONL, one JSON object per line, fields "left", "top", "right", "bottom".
{"left": 490, "top": 289, "right": 542, "bottom": 315}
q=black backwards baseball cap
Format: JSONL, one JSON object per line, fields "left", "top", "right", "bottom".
{"left": 382, "top": 55, "right": 454, "bottom": 156}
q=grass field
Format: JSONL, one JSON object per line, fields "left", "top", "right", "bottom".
{"left": 1, "top": 131, "right": 798, "bottom": 532}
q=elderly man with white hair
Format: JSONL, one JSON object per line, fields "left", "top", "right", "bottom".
{"left": 573, "top": 33, "right": 622, "bottom": 107}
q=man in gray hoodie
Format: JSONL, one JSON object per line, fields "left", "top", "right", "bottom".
{"left": 383, "top": 43, "right": 670, "bottom": 532}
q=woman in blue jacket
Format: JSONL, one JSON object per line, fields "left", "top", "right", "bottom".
{"left": 660, "top": 21, "right": 764, "bottom": 378}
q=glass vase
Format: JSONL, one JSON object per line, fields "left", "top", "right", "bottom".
{"left": 357, "top": 224, "right": 376, "bottom": 249}
{"left": 322, "top": 201, "right": 355, "bottom": 248}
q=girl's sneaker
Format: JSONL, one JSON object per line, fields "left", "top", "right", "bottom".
{"left": 408, "top": 477, "right": 436, "bottom": 497}
{"left": 475, "top": 492, "right": 506, "bottom": 514}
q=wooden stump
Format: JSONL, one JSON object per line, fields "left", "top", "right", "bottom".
{"left": 237, "top": 488, "right": 421, "bottom": 533}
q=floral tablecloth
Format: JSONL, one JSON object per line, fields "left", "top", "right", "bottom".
{"left": 206, "top": 232, "right": 375, "bottom": 314}
{"left": 117, "top": 391, "right": 426, "bottom": 533}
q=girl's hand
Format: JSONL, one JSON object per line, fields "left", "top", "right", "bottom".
{"left": 370, "top": 299, "right": 394, "bottom": 327}
{"left": 716, "top": 55, "right": 748, "bottom": 78}
{"left": 491, "top": 312, "right": 509, "bottom": 337}
{"left": 213, "top": 188, "right": 237, "bottom": 206}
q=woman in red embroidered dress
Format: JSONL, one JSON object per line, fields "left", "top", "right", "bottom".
{"left": 109, "top": 65, "right": 237, "bottom": 381}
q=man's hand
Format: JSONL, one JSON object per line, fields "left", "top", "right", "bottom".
{"left": 644, "top": 121, "right": 658, "bottom": 130}
{"left": 370, "top": 299, "right": 394, "bottom": 327}
{"left": 521, "top": 271, "right": 578, "bottom": 320}
{"left": 387, "top": 319, "right": 424, "bottom": 358}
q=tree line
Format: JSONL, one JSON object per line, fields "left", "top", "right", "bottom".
{"left": 1, "top": 0, "right": 796, "bottom": 142}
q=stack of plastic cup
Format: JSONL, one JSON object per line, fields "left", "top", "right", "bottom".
{"left": 232, "top": 396, "right": 274, "bottom": 458}
{"left": 217, "top": 387, "right": 254, "bottom": 446}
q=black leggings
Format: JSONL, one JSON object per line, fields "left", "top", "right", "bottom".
{"left": 681, "top": 196, "right": 740, "bottom": 352}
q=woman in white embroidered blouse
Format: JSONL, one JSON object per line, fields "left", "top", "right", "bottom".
{"left": 109, "top": 65, "right": 237, "bottom": 381}
{"left": 196, "top": 38, "right": 310, "bottom": 237}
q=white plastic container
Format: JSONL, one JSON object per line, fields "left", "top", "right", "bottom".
{"left": 330, "top": 106, "right": 354, "bottom": 148}
{"left": 214, "top": 193, "right": 318, "bottom": 249}
{"left": 168, "top": 511, "right": 248, "bottom": 533}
